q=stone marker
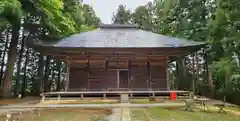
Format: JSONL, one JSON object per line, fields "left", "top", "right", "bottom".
{"left": 120, "top": 93, "right": 129, "bottom": 103}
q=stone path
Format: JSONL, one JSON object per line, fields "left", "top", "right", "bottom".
{"left": 106, "top": 108, "right": 122, "bottom": 121}
{"left": 121, "top": 107, "right": 131, "bottom": 121}
{"left": 106, "top": 107, "right": 131, "bottom": 121}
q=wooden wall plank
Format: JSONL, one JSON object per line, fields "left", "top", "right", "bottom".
{"left": 130, "top": 62, "right": 148, "bottom": 89}
{"left": 68, "top": 58, "right": 168, "bottom": 91}
{"left": 69, "top": 67, "right": 88, "bottom": 89}
{"left": 151, "top": 65, "right": 167, "bottom": 90}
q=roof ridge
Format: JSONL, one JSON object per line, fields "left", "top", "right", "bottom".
{"left": 99, "top": 24, "right": 138, "bottom": 29}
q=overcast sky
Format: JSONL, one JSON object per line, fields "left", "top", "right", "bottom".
{"left": 82, "top": 0, "right": 152, "bottom": 24}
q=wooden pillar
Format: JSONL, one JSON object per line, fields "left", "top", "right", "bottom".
{"left": 176, "top": 57, "right": 186, "bottom": 90}
{"left": 166, "top": 59, "right": 170, "bottom": 90}
{"left": 128, "top": 60, "right": 132, "bottom": 90}
{"left": 192, "top": 53, "right": 195, "bottom": 94}
{"left": 87, "top": 56, "right": 90, "bottom": 89}
{"left": 147, "top": 57, "right": 151, "bottom": 90}
{"left": 208, "top": 66, "right": 214, "bottom": 96}
{"left": 66, "top": 60, "right": 70, "bottom": 91}
{"left": 117, "top": 69, "right": 119, "bottom": 89}
{"left": 204, "top": 51, "right": 214, "bottom": 97}
{"left": 175, "top": 58, "right": 179, "bottom": 90}
{"left": 204, "top": 52, "right": 209, "bottom": 84}
{"left": 105, "top": 58, "right": 108, "bottom": 90}
{"left": 195, "top": 52, "right": 200, "bottom": 95}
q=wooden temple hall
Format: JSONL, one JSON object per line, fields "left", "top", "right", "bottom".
{"left": 31, "top": 24, "right": 206, "bottom": 96}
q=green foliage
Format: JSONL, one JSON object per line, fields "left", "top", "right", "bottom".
{"left": 0, "top": 0, "right": 96, "bottom": 97}
{"left": 131, "top": 2, "right": 153, "bottom": 30}
{"left": 62, "top": 0, "right": 85, "bottom": 31}
{"left": 62, "top": 0, "right": 100, "bottom": 32}
{"left": 0, "top": 0, "right": 22, "bottom": 25}
{"left": 112, "top": 5, "right": 132, "bottom": 24}
{"left": 208, "top": 0, "right": 240, "bottom": 61}
{"left": 212, "top": 58, "right": 238, "bottom": 88}
{"left": 36, "top": 0, "right": 76, "bottom": 38}
{"left": 82, "top": 4, "right": 101, "bottom": 26}
{"left": 217, "top": 74, "right": 240, "bottom": 104}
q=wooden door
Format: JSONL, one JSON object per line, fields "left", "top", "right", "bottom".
{"left": 119, "top": 70, "right": 128, "bottom": 89}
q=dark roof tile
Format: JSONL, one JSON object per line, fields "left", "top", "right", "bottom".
{"left": 35, "top": 24, "right": 206, "bottom": 48}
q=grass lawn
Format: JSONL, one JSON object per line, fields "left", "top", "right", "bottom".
{"left": 225, "top": 106, "right": 240, "bottom": 112}
{"left": 131, "top": 107, "right": 240, "bottom": 121}
{"left": 130, "top": 99, "right": 184, "bottom": 104}
{"left": 130, "top": 99, "right": 155, "bottom": 104}
{"left": 0, "top": 108, "right": 111, "bottom": 121}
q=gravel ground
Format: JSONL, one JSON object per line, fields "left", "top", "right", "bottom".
{"left": 0, "top": 100, "right": 39, "bottom": 115}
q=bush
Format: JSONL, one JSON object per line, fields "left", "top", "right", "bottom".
{"left": 216, "top": 75, "right": 240, "bottom": 105}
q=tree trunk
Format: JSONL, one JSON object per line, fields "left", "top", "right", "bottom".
{"left": 182, "top": 58, "right": 187, "bottom": 89}
{"left": 192, "top": 54, "right": 196, "bottom": 94}
{"left": 15, "top": 33, "right": 26, "bottom": 96}
{"left": 56, "top": 60, "right": 61, "bottom": 91}
{"left": 175, "top": 60, "right": 180, "bottom": 90}
{"left": 48, "top": 61, "right": 55, "bottom": 91}
{"left": 176, "top": 58, "right": 186, "bottom": 90}
{"left": 0, "top": 28, "right": 10, "bottom": 86}
{"left": 35, "top": 53, "right": 44, "bottom": 94}
{"left": 1, "top": 25, "right": 20, "bottom": 98}
{"left": 21, "top": 48, "right": 30, "bottom": 97}
{"left": 44, "top": 56, "right": 50, "bottom": 92}
{"left": 208, "top": 66, "right": 214, "bottom": 98}
{"left": 205, "top": 52, "right": 214, "bottom": 97}
{"left": 195, "top": 52, "right": 200, "bottom": 95}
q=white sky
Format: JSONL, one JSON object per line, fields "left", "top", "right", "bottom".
{"left": 82, "top": 0, "right": 153, "bottom": 24}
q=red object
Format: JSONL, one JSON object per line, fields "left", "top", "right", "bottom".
{"left": 170, "top": 92, "right": 176, "bottom": 101}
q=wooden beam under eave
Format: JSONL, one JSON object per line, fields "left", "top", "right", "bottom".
{"left": 44, "top": 47, "right": 192, "bottom": 55}
{"left": 71, "top": 59, "right": 168, "bottom": 65}
{"left": 47, "top": 51, "right": 190, "bottom": 62}
{"left": 53, "top": 54, "right": 186, "bottom": 62}
{"left": 45, "top": 51, "right": 173, "bottom": 57}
